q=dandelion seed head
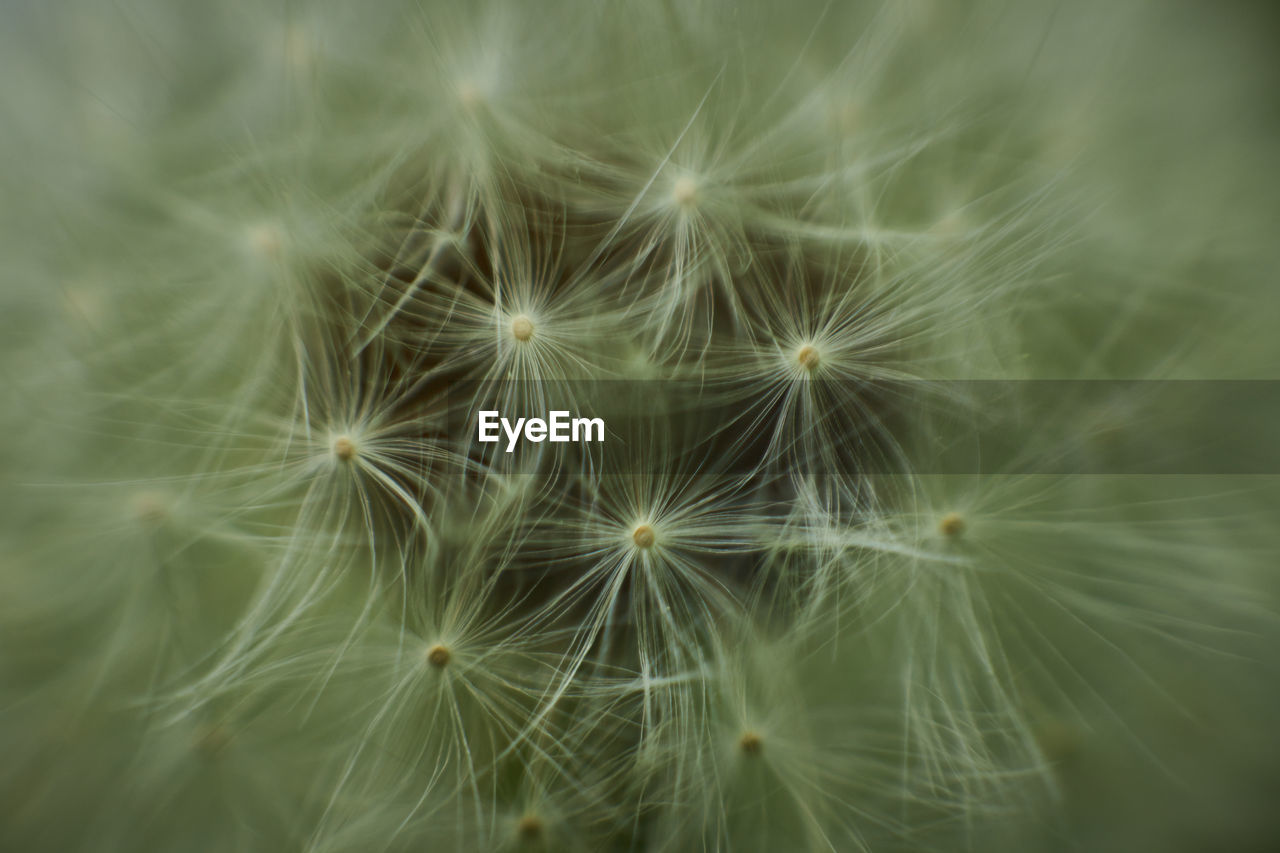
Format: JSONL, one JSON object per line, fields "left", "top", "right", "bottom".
{"left": 7, "top": 2, "right": 1267, "bottom": 849}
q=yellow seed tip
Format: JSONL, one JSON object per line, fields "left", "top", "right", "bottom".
{"left": 426, "top": 644, "right": 451, "bottom": 668}
{"left": 795, "top": 344, "right": 820, "bottom": 371}
{"left": 332, "top": 435, "right": 357, "bottom": 461}
{"left": 517, "top": 814, "right": 544, "bottom": 840}
{"left": 195, "top": 724, "right": 232, "bottom": 757}
{"left": 247, "top": 223, "right": 283, "bottom": 259}
{"left": 939, "top": 512, "right": 965, "bottom": 538}
{"left": 132, "top": 492, "right": 169, "bottom": 525}
{"left": 632, "top": 524, "right": 656, "bottom": 549}
{"left": 672, "top": 176, "right": 698, "bottom": 207}
{"left": 456, "top": 80, "right": 482, "bottom": 108}
{"left": 427, "top": 640, "right": 453, "bottom": 666}
{"left": 511, "top": 315, "right": 534, "bottom": 342}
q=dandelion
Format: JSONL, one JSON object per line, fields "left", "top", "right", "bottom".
{"left": 2, "top": 0, "right": 1276, "bottom": 851}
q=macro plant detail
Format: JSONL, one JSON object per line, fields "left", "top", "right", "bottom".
{"left": 2, "top": 1, "right": 1278, "bottom": 851}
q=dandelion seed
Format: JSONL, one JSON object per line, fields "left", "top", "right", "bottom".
{"left": 516, "top": 814, "right": 544, "bottom": 840}
{"left": 194, "top": 724, "right": 232, "bottom": 758}
{"left": 331, "top": 434, "right": 357, "bottom": 461}
{"left": 60, "top": 284, "right": 105, "bottom": 324}
{"left": 1035, "top": 719, "right": 1080, "bottom": 762}
{"left": 738, "top": 730, "right": 763, "bottom": 756}
{"left": 834, "top": 99, "right": 860, "bottom": 134}
{"left": 931, "top": 208, "right": 969, "bottom": 239}
{"left": 795, "top": 343, "right": 820, "bottom": 372}
{"left": 631, "top": 523, "right": 656, "bottom": 549}
{"left": 245, "top": 222, "right": 284, "bottom": 261}
{"left": 510, "top": 314, "right": 534, "bottom": 342}
{"left": 456, "top": 79, "right": 484, "bottom": 109}
{"left": 672, "top": 175, "right": 699, "bottom": 208}
{"left": 938, "top": 511, "right": 965, "bottom": 538}
{"left": 425, "top": 643, "right": 452, "bottom": 668}
{"left": 283, "top": 26, "right": 313, "bottom": 73}
{"left": 131, "top": 491, "right": 170, "bottom": 526}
